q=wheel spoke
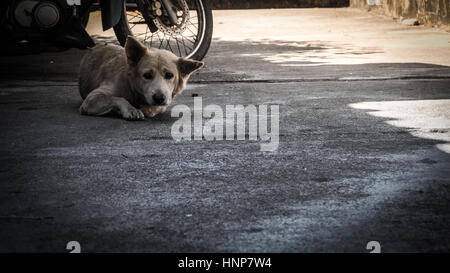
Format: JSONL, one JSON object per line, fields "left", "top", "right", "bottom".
{"left": 160, "top": 33, "right": 165, "bottom": 49}
{"left": 175, "top": 37, "right": 182, "bottom": 57}
{"left": 185, "top": 26, "right": 197, "bottom": 37}
{"left": 181, "top": 36, "right": 193, "bottom": 52}
{"left": 150, "top": 31, "right": 154, "bottom": 47}
{"left": 166, "top": 37, "right": 174, "bottom": 52}
{"left": 127, "top": 12, "right": 142, "bottom": 22}
{"left": 143, "top": 26, "right": 149, "bottom": 42}
{"left": 188, "top": 21, "right": 198, "bottom": 31}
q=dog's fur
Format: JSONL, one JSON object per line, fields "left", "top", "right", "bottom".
{"left": 78, "top": 36, "right": 203, "bottom": 120}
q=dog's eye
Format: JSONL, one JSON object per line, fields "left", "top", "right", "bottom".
{"left": 143, "top": 72, "right": 153, "bottom": 80}
{"left": 164, "top": 72, "right": 174, "bottom": 80}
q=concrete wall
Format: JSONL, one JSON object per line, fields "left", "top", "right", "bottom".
{"left": 350, "top": 0, "right": 449, "bottom": 27}
{"left": 210, "top": 0, "right": 349, "bottom": 9}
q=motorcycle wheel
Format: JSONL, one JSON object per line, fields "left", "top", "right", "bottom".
{"left": 114, "top": 0, "right": 213, "bottom": 61}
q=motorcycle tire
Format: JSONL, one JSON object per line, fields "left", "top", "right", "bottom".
{"left": 113, "top": 0, "right": 213, "bottom": 61}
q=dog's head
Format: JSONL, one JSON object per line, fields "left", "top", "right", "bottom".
{"left": 124, "top": 36, "right": 203, "bottom": 107}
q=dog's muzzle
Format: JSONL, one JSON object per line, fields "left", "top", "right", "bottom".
{"left": 152, "top": 92, "right": 167, "bottom": 105}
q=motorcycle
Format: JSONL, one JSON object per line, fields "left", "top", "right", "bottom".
{"left": 0, "top": 0, "right": 212, "bottom": 60}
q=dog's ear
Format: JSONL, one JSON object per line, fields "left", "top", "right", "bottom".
{"left": 177, "top": 58, "right": 204, "bottom": 79}
{"left": 125, "top": 36, "right": 147, "bottom": 66}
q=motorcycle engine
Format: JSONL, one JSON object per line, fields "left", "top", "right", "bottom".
{"left": 12, "top": 0, "right": 65, "bottom": 30}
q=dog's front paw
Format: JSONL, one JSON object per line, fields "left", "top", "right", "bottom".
{"left": 141, "top": 105, "right": 167, "bottom": 118}
{"left": 122, "top": 107, "right": 145, "bottom": 121}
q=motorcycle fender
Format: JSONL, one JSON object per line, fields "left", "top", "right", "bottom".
{"left": 99, "top": 0, "right": 123, "bottom": 31}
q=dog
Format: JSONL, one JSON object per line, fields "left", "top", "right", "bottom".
{"left": 78, "top": 36, "right": 203, "bottom": 120}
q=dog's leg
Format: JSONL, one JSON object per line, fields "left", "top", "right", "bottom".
{"left": 79, "top": 87, "right": 145, "bottom": 121}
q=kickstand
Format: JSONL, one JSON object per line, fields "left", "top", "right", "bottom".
{"left": 60, "top": 16, "right": 96, "bottom": 48}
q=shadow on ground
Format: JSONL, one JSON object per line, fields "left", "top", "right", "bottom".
{"left": 1, "top": 38, "right": 449, "bottom": 83}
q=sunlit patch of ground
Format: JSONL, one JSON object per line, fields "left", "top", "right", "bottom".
{"left": 349, "top": 99, "right": 450, "bottom": 153}
{"left": 212, "top": 9, "right": 450, "bottom": 66}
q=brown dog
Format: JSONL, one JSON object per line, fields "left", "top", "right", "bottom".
{"left": 79, "top": 36, "right": 203, "bottom": 120}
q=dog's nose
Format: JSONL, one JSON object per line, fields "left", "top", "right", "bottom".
{"left": 152, "top": 92, "right": 166, "bottom": 105}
